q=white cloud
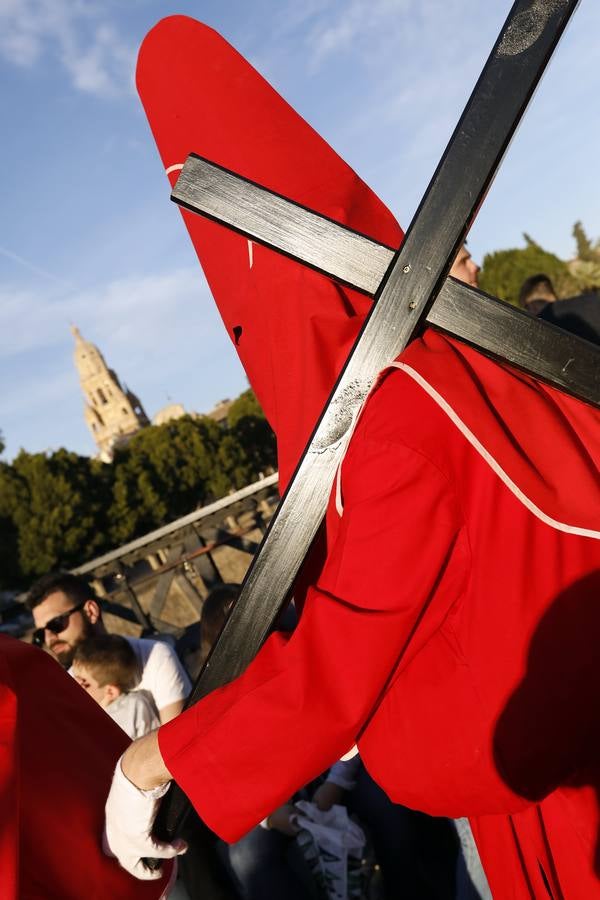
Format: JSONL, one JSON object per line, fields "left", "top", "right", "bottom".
{"left": 0, "top": 244, "right": 72, "bottom": 287}
{"left": 0, "top": 267, "right": 214, "bottom": 360}
{"left": 0, "top": 0, "right": 135, "bottom": 97}
{"left": 307, "top": 0, "right": 411, "bottom": 70}
{"left": 0, "top": 265, "right": 235, "bottom": 456}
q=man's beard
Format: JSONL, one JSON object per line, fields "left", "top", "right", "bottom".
{"left": 50, "top": 642, "right": 77, "bottom": 668}
{"left": 49, "top": 617, "right": 94, "bottom": 668}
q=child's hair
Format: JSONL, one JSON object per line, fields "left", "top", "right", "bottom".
{"left": 74, "top": 634, "right": 141, "bottom": 692}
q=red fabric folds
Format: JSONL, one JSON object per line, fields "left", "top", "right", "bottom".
{"left": 0, "top": 636, "right": 171, "bottom": 900}
{"left": 137, "top": 16, "right": 600, "bottom": 898}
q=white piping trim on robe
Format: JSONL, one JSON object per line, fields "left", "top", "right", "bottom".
{"left": 386, "top": 362, "right": 600, "bottom": 540}
{"left": 335, "top": 362, "right": 600, "bottom": 540}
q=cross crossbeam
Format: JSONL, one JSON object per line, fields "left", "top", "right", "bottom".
{"left": 154, "top": 0, "right": 584, "bottom": 840}
{"left": 173, "top": 155, "right": 600, "bottom": 408}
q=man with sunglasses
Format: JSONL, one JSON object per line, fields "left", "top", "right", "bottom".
{"left": 27, "top": 571, "right": 191, "bottom": 724}
{"left": 31, "top": 598, "right": 88, "bottom": 662}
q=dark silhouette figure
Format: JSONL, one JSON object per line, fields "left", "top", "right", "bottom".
{"left": 493, "top": 570, "right": 600, "bottom": 891}
{"left": 539, "top": 293, "right": 600, "bottom": 346}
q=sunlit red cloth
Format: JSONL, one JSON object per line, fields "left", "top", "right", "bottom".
{"left": 0, "top": 636, "right": 172, "bottom": 900}
{"left": 158, "top": 332, "right": 600, "bottom": 897}
{"left": 137, "top": 16, "right": 600, "bottom": 898}
{"left": 136, "top": 15, "right": 402, "bottom": 491}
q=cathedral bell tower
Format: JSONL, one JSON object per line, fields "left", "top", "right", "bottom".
{"left": 71, "top": 326, "right": 149, "bottom": 461}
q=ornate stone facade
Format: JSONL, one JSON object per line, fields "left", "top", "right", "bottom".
{"left": 72, "top": 326, "right": 149, "bottom": 461}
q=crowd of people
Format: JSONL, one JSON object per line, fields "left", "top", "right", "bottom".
{"left": 24, "top": 568, "right": 486, "bottom": 899}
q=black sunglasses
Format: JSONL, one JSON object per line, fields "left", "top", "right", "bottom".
{"left": 32, "top": 601, "right": 86, "bottom": 648}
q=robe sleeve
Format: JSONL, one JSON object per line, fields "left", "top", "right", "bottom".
{"left": 158, "top": 427, "right": 466, "bottom": 842}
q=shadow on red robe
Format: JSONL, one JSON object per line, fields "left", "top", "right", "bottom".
{"left": 475, "top": 569, "right": 600, "bottom": 898}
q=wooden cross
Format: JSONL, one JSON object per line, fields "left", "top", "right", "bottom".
{"left": 155, "top": 0, "right": 597, "bottom": 839}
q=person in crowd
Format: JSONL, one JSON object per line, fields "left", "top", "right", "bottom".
{"left": 73, "top": 633, "right": 160, "bottom": 740}
{"left": 223, "top": 801, "right": 316, "bottom": 900}
{"left": 198, "top": 582, "right": 241, "bottom": 670}
{"left": 519, "top": 273, "right": 600, "bottom": 345}
{"left": 27, "top": 571, "right": 191, "bottom": 723}
{"left": 314, "top": 755, "right": 459, "bottom": 899}
{"left": 518, "top": 273, "right": 558, "bottom": 315}
{"left": 449, "top": 243, "right": 480, "bottom": 288}
{"left": 538, "top": 290, "right": 600, "bottom": 346}
{"left": 107, "top": 27, "right": 600, "bottom": 898}
{"left": 29, "top": 573, "right": 231, "bottom": 898}
{"left": 106, "top": 278, "right": 600, "bottom": 900}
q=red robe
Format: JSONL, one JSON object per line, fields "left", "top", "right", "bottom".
{"left": 0, "top": 636, "right": 172, "bottom": 900}
{"left": 137, "top": 17, "right": 600, "bottom": 897}
{"left": 159, "top": 331, "right": 600, "bottom": 898}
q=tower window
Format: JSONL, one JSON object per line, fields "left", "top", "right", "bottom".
{"left": 98, "top": 388, "right": 107, "bottom": 404}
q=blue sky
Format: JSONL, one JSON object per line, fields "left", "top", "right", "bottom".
{"left": 1, "top": 0, "right": 599, "bottom": 461}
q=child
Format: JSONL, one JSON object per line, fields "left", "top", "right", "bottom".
{"left": 73, "top": 633, "right": 160, "bottom": 739}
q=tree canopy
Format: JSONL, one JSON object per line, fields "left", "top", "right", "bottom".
{"left": 479, "top": 235, "right": 579, "bottom": 306}
{"left": 0, "top": 392, "right": 276, "bottom": 589}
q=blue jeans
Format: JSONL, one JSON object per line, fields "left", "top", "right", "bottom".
{"left": 222, "top": 825, "right": 315, "bottom": 900}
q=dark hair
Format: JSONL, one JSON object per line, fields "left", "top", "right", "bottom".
{"left": 25, "top": 571, "right": 99, "bottom": 612}
{"left": 74, "top": 634, "right": 141, "bottom": 692}
{"left": 201, "top": 583, "right": 241, "bottom": 655}
{"left": 519, "top": 274, "right": 557, "bottom": 308}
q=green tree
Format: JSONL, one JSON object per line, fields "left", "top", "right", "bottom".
{"left": 212, "top": 432, "right": 254, "bottom": 495}
{"left": 227, "top": 390, "right": 277, "bottom": 479}
{"left": 568, "top": 221, "right": 600, "bottom": 291}
{"left": 479, "top": 235, "right": 579, "bottom": 306}
{"left": 0, "top": 387, "right": 279, "bottom": 581}
{"left": 227, "top": 389, "right": 265, "bottom": 426}
{"left": 0, "top": 449, "right": 112, "bottom": 579}
{"left": 572, "top": 221, "right": 599, "bottom": 263}
{"left": 109, "top": 415, "right": 224, "bottom": 544}
{"left": 0, "top": 455, "right": 22, "bottom": 589}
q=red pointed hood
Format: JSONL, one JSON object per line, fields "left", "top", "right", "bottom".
{"left": 136, "top": 16, "right": 403, "bottom": 489}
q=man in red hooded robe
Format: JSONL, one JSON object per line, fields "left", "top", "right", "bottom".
{"left": 105, "top": 17, "right": 600, "bottom": 899}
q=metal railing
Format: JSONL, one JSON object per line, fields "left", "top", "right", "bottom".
{"left": 72, "top": 473, "right": 280, "bottom": 643}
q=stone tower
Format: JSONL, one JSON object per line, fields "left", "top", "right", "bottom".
{"left": 71, "top": 326, "right": 149, "bottom": 460}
